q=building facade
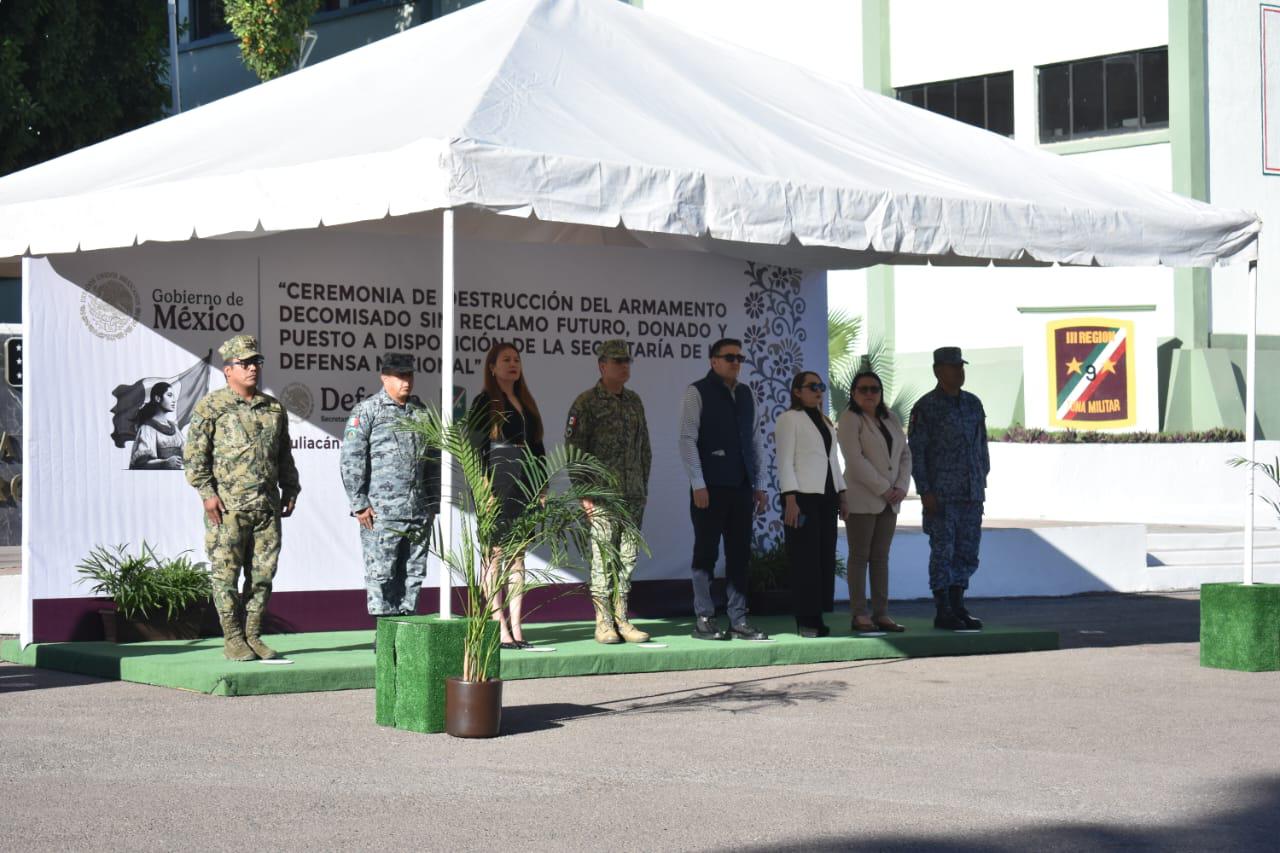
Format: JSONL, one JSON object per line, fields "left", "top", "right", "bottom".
{"left": 173, "top": 0, "right": 1277, "bottom": 434}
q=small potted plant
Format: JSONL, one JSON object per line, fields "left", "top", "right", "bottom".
{"left": 76, "top": 543, "right": 213, "bottom": 642}
{"left": 405, "top": 406, "right": 642, "bottom": 738}
{"left": 748, "top": 538, "right": 847, "bottom": 616}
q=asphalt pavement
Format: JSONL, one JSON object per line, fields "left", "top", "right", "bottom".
{"left": 3, "top": 591, "right": 1278, "bottom": 852}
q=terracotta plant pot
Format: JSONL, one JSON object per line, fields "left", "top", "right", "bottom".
{"left": 445, "top": 677, "right": 503, "bottom": 738}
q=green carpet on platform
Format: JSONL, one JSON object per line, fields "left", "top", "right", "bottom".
{"left": 0, "top": 615, "right": 1058, "bottom": 696}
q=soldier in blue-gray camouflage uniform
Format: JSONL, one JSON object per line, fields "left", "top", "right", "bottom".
{"left": 340, "top": 353, "right": 439, "bottom": 623}
{"left": 908, "top": 346, "right": 990, "bottom": 631}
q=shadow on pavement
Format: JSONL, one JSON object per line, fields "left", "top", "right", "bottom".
{"left": 500, "top": 702, "right": 611, "bottom": 735}
{"left": 725, "top": 773, "right": 1280, "bottom": 853}
{"left": 0, "top": 664, "right": 106, "bottom": 693}
{"left": 888, "top": 591, "right": 1200, "bottom": 650}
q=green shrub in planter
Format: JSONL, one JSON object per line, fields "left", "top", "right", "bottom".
{"left": 76, "top": 543, "right": 212, "bottom": 621}
{"left": 748, "top": 538, "right": 846, "bottom": 597}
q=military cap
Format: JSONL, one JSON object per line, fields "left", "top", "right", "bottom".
{"left": 381, "top": 352, "right": 415, "bottom": 373}
{"left": 597, "top": 339, "right": 631, "bottom": 361}
{"left": 933, "top": 346, "right": 968, "bottom": 366}
{"left": 219, "top": 334, "right": 262, "bottom": 362}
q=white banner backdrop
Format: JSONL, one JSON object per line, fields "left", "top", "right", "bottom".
{"left": 25, "top": 229, "right": 825, "bottom": 628}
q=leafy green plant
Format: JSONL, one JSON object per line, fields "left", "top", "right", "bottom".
{"left": 1228, "top": 455, "right": 1280, "bottom": 520}
{"left": 224, "top": 0, "right": 321, "bottom": 81}
{"left": 748, "top": 539, "right": 846, "bottom": 597}
{"left": 1, "top": 1, "right": 170, "bottom": 176}
{"left": 1007, "top": 426, "right": 1245, "bottom": 444}
{"left": 403, "top": 406, "right": 646, "bottom": 683}
{"left": 76, "top": 544, "right": 212, "bottom": 621}
{"left": 827, "top": 309, "right": 863, "bottom": 417}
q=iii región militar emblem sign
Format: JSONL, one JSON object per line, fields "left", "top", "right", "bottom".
{"left": 1046, "top": 317, "right": 1137, "bottom": 429}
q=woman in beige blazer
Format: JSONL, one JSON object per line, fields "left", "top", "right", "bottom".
{"left": 836, "top": 369, "right": 911, "bottom": 633}
{"left": 775, "top": 371, "right": 845, "bottom": 636}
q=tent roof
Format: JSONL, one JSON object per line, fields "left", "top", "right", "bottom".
{"left": 0, "top": 0, "right": 1260, "bottom": 267}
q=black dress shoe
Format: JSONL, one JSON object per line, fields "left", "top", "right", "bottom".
{"left": 692, "top": 616, "right": 729, "bottom": 641}
{"left": 730, "top": 622, "right": 769, "bottom": 641}
{"left": 500, "top": 641, "right": 521, "bottom": 650}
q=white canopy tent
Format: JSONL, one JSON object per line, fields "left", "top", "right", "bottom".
{"left": 0, "top": 0, "right": 1264, "bottom": 611}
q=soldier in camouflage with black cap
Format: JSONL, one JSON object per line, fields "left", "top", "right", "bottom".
{"left": 186, "top": 334, "right": 300, "bottom": 661}
{"left": 909, "top": 346, "right": 990, "bottom": 631}
{"left": 340, "top": 353, "right": 439, "bottom": 626}
{"left": 565, "top": 339, "right": 652, "bottom": 644}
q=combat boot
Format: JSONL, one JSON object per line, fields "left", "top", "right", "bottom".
{"left": 218, "top": 610, "right": 257, "bottom": 661}
{"left": 932, "top": 589, "right": 967, "bottom": 631}
{"left": 948, "top": 585, "right": 983, "bottom": 630}
{"left": 593, "top": 597, "right": 622, "bottom": 644}
{"left": 612, "top": 594, "right": 650, "bottom": 643}
{"left": 244, "top": 610, "right": 280, "bottom": 659}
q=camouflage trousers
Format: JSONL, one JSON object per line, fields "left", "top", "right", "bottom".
{"left": 588, "top": 501, "right": 645, "bottom": 601}
{"left": 922, "top": 500, "right": 983, "bottom": 591}
{"left": 360, "top": 517, "right": 432, "bottom": 616}
{"left": 205, "top": 509, "right": 281, "bottom": 618}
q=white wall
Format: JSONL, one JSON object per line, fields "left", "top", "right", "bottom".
{"left": 887, "top": 1, "right": 1176, "bottom": 355}
{"left": 1207, "top": 0, "right": 1280, "bottom": 336}
{"left": 643, "top": 0, "right": 862, "bottom": 86}
{"left": 892, "top": 0, "right": 1167, "bottom": 94}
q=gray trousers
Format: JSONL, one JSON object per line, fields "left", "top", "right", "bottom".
{"left": 361, "top": 516, "right": 432, "bottom": 616}
{"left": 845, "top": 507, "right": 897, "bottom": 619}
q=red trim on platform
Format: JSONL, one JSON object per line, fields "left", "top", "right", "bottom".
{"left": 31, "top": 580, "right": 698, "bottom": 643}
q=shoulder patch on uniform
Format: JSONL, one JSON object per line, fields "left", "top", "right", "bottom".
{"left": 565, "top": 413, "right": 577, "bottom": 439}
{"left": 348, "top": 415, "right": 360, "bottom": 429}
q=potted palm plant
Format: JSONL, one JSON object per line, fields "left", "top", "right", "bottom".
{"left": 405, "top": 406, "right": 643, "bottom": 738}
{"left": 76, "top": 543, "right": 213, "bottom": 642}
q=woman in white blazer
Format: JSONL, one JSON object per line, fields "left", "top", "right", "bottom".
{"left": 836, "top": 369, "right": 911, "bottom": 633}
{"left": 775, "top": 371, "right": 846, "bottom": 637}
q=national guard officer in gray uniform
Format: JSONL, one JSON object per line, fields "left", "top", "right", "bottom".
{"left": 908, "top": 346, "right": 990, "bottom": 630}
{"left": 565, "top": 339, "right": 652, "bottom": 644}
{"left": 340, "top": 353, "right": 439, "bottom": 623}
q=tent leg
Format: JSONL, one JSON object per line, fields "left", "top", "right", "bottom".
{"left": 19, "top": 258, "right": 32, "bottom": 648}
{"left": 439, "top": 209, "right": 456, "bottom": 618}
{"left": 1244, "top": 256, "right": 1258, "bottom": 586}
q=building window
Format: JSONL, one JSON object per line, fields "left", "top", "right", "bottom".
{"left": 896, "top": 71, "right": 1014, "bottom": 138}
{"left": 189, "top": 0, "right": 230, "bottom": 41}
{"left": 1038, "top": 47, "right": 1168, "bottom": 142}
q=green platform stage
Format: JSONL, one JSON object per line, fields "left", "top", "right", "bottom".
{"left": 1, "top": 615, "right": 1059, "bottom": 696}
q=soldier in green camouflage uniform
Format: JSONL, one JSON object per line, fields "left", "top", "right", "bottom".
{"left": 565, "top": 339, "right": 652, "bottom": 644}
{"left": 339, "top": 353, "right": 439, "bottom": 623}
{"left": 186, "top": 335, "right": 300, "bottom": 661}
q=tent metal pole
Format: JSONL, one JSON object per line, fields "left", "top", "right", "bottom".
{"left": 1244, "top": 256, "right": 1259, "bottom": 586}
{"left": 166, "top": 1, "right": 182, "bottom": 114}
{"left": 439, "top": 208, "right": 456, "bottom": 617}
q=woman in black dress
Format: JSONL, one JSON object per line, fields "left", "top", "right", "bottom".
{"left": 469, "top": 342, "right": 547, "bottom": 650}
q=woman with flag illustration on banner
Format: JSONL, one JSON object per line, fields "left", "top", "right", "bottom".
{"left": 129, "top": 381, "right": 185, "bottom": 470}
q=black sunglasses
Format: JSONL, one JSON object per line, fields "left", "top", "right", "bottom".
{"left": 855, "top": 385, "right": 882, "bottom": 394}
{"left": 606, "top": 356, "right": 632, "bottom": 365}
{"left": 229, "top": 357, "right": 264, "bottom": 368}
{"left": 802, "top": 382, "right": 827, "bottom": 392}
{"left": 715, "top": 353, "right": 747, "bottom": 363}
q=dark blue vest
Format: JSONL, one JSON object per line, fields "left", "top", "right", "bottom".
{"left": 693, "top": 370, "right": 756, "bottom": 488}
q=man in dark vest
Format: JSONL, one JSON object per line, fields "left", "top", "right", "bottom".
{"left": 678, "top": 337, "right": 770, "bottom": 641}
